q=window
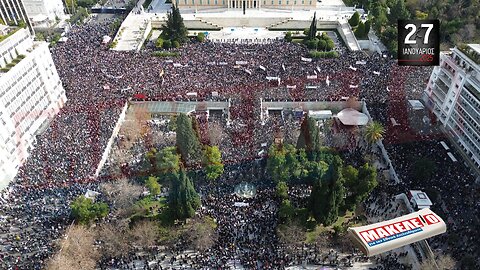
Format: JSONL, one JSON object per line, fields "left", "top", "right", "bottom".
{"left": 279, "top": 0, "right": 281, "bottom": 4}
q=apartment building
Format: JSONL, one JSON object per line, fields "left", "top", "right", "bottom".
{"left": 0, "top": 27, "right": 66, "bottom": 188}
{"left": 423, "top": 44, "right": 480, "bottom": 178}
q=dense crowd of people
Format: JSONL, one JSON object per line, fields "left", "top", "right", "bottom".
{"left": 0, "top": 15, "right": 477, "bottom": 270}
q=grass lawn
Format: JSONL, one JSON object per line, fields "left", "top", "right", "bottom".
{"left": 133, "top": 196, "right": 167, "bottom": 218}
{"left": 305, "top": 210, "right": 356, "bottom": 243}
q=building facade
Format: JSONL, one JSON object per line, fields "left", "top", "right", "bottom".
{"left": 0, "top": 0, "right": 33, "bottom": 33}
{"left": 423, "top": 44, "right": 480, "bottom": 176}
{"left": 0, "top": 27, "right": 66, "bottom": 188}
{"left": 22, "top": 0, "right": 65, "bottom": 28}
{"left": 174, "top": 0, "right": 315, "bottom": 10}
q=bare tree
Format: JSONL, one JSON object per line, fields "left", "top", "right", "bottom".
{"left": 101, "top": 178, "right": 143, "bottom": 217}
{"left": 185, "top": 216, "right": 217, "bottom": 251}
{"left": 277, "top": 221, "right": 306, "bottom": 252}
{"left": 435, "top": 253, "right": 456, "bottom": 270}
{"left": 46, "top": 225, "right": 99, "bottom": 270}
{"left": 96, "top": 219, "right": 133, "bottom": 258}
{"left": 208, "top": 122, "right": 224, "bottom": 147}
{"left": 131, "top": 220, "right": 159, "bottom": 248}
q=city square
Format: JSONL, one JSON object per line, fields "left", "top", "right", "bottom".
{"left": 0, "top": 0, "right": 479, "bottom": 269}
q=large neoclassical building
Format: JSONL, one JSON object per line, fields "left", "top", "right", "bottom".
{"left": 174, "top": 0, "right": 316, "bottom": 10}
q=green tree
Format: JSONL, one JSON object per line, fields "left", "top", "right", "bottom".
{"left": 203, "top": 146, "right": 224, "bottom": 181}
{"left": 145, "top": 176, "right": 161, "bottom": 196}
{"left": 348, "top": 11, "right": 360, "bottom": 27}
{"left": 284, "top": 31, "right": 293, "bottom": 42}
{"left": 297, "top": 116, "right": 322, "bottom": 160}
{"left": 305, "top": 38, "right": 318, "bottom": 49}
{"left": 162, "top": 39, "right": 172, "bottom": 49}
{"left": 276, "top": 181, "right": 289, "bottom": 200}
{"left": 389, "top": 0, "right": 411, "bottom": 23}
{"left": 355, "top": 21, "right": 366, "bottom": 39}
{"left": 266, "top": 144, "right": 289, "bottom": 183}
{"left": 168, "top": 169, "right": 201, "bottom": 220}
{"left": 371, "top": 2, "right": 388, "bottom": 32}
{"left": 156, "top": 146, "right": 180, "bottom": 174}
{"left": 155, "top": 37, "right": 164, "bottom": 48}
{"left": 345, "top": 163, "right": 377, "bottom": 210}
{"left": 309, "top": 156, "right": 345, "bottom": 226}
{"left": 162, "top": 5, "right": 188, "bottom": 45}
{"left": 279, "top": 199, "right": 295, "bottom": 222}
{"left": 197, "top": 32, "right": 205, "bottom": 42}
{"left": 317, "top": 39, "right": 327, "bottom": 50}
{"left": 364, "top": 20, "right": 371, "bottom": 35}
{"left": 176, "top": 113, "right": 201, "bottom": 163}
{"left": 71, "top": 196, "right": 109, "bottom": 225}
{"left": 364, "top": 121, "right": 385, "bottom": 146}
{"left": 308, "top": 12, "right": 317, "bottom": 40}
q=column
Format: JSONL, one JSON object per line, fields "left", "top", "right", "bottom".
{"left": 4, "top": 0, "right": 17, "bottom": 24}
{"left": 0, "top": 0, "right": 10, "bottom": 23}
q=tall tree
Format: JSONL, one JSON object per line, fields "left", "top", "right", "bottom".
{"left": 308, "top": 12, "right": 317, "bottom": 40}
{"left": 355, "top": 21, "right": 366, "bottom": 38}
{"left": 344, "top": 163, "right": 377, "bottom": 210}
{"left": 389, "top": 0, "right": 411, "bottom": 23}
{"left": 203, "top": 146, "right": 224, "bottom": 181}
{"left": 162, "top": 5, "right": 188, "bottom": 44}
{"left": 176, "top": 113, "right": 201, "bottom": 163}
{"left": 297, "top": 116, "right": 322, "bottom": 160}
{"left": 348, "top": 11, "right": 360, "bottom": 27}
{"left": 267, "top": 144, "right": 289, "bottom": 183}
{"left": 309, "top": 156, "right": 345, "bottom": 226}
{"left": 168, "top": 169, "right": 201, "bottom": 220}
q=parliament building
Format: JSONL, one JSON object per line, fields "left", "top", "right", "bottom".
{"left": 174, "top": 0, "right": 316, "bottom": 10}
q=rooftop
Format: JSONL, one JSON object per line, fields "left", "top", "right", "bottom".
{"left": 457, "top": 44, "right": 480, "bottom": 65}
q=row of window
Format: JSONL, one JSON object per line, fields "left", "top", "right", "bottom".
{"left": 185, "top": 0, "right": 309, "bottom": 4}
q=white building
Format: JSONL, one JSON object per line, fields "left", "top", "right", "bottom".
{"left": 423, "top": 44, "right": 480, "bottom": 178}
{"left": 0, "top": 27, "right": 66, "bottom": 188}
{"left": 22, "top": 0, "right": 65, "bottom": 28}
{"left": 0, "top": 0, "right": 34, "bottom": 33}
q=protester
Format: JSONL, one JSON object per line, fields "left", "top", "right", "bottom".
{"left": 0, "top": 18, "right": 476, "bottom": 270}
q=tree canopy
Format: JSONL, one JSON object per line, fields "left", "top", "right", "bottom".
{"left": 176, "top": 113, "right": 202, "bottom": 163}
{"left": 309, "top": 156, "right": 345, "bottom": 226}
{"left": 145, "top": 176, "right": 161, "bottom": 196}
{"left": 70, "top": 196, "right": 109, "bottom": 225}
{"left": 156, "top": 146, "right": 181, "bottom": 174}
{"left": 348, "top": 11, "right": 360, "bottom": 27}
{"left": 364, "top": 121, "right": 385, "bottom": 145}
{"left": 162, "top": 5, "right": 188, "bottom": 45}
{"left": 168, "top": 169, "right": 201, "bottom": 221}
{"left": 297, "top": 116, "right": 322, "bottom": 159}
{"left": 203, "top": 146, "right": 224, "bottom": 181}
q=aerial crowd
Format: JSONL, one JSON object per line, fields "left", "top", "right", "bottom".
{"left": 0, "top": 16, "right": 478, "bottom": 270}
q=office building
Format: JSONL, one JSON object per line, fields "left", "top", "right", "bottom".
{"left": 423, "top": 44, "right": 480, "bottom": 177}
{"left": 0, "top": 26, "right": 66, "bottom": 188}
{"left": 0, "top": 0, "right": 33, "bottom": 33}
